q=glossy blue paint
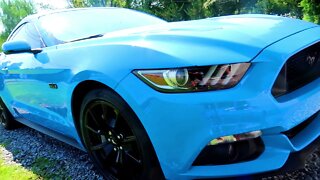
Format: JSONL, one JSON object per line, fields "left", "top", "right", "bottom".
{"left": 0, "top": 8, "right": 319, "bottom": 179}
{"left": 2, "top": 40, "right": 31, "bottom": 54}
{"left": 115, "top": 27, "right": 320, "bottom": 179}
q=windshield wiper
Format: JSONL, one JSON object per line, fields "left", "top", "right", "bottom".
{"left": 68, "top": 34, "right": 104, "bottom": 43}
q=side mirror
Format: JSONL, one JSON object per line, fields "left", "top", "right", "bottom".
{"left": 2, "top": 40, "right": 42, "bottom": 55}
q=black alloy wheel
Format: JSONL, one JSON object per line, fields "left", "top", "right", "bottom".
{"left": 80, "top": 89, "right": 164, "bottom": 180}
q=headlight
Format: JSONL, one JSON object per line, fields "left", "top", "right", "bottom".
{"left": 133, "top": 63, "right": 250, "bottom": 92}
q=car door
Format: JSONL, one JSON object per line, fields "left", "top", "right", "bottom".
{"left": 1, "top": 22, "right": 72, "bottom": 136}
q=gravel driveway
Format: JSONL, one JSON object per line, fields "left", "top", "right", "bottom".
{"left": 0, "top": 125, "right": 320, "bottom": 179}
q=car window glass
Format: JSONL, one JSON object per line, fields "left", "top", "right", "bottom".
{"left": 10, "top": 23, "right": 44, "bottom": 49}
{"left": 38, "top": 8, "right": 166, "bottom": 45}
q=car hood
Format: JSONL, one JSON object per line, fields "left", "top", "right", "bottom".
{"left": 60, "top": 14, "right": 318, "bottom": 67}
{"left": 105, "top": 15, "right": 316, "bottom": 63}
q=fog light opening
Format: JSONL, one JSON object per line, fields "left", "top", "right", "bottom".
{"left": 208, "top": 130, "right": 262, "bottom": 146}
{"left": 193, "top": 131, "right": 264, "bottom": 166}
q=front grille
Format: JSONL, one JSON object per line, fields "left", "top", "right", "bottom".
{"left": 272, "top": 42, "right": 320, "bottom": 97}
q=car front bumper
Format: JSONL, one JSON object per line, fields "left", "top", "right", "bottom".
{"left": 115, "top": 27, "right": 320, "bottom": 179}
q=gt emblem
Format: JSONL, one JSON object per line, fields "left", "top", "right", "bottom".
{"left": 306, "top": 55, "right": 316, "bottom": 65}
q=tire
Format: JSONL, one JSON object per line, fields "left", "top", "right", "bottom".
{"left": 79, "top": 89, "right": 164, "bottom": 180}
{"left": 0, "top": 99, "right": 19, "bottom": 130}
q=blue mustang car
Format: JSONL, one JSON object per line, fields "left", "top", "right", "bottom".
{"left": 0, "top": 7, "right": 320, "bottom": 180}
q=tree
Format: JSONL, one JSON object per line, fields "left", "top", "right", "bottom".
{"left": 0, "top": 0, "right": 35, "bottom": 45}
{"left": 287, "top": 0, "right": 303, "bottom": 18}
{"left": 140, "top": 0, "right": 189, "bottom": 21}
{"left": 239, "top": 0, "right": 258, "bottom": 13}
{"left": 188, "top": 0, "right": 213, "bottom": 20}
{"left": 66, "top": 0, "right": 319, "bottom": 23}
{"left": 69, "top": 0, "right": 130, "bottom": 7}
{"left": 69, "top": 0, "right": 106, "bottom": 7}
{"left": 69, "top": 0, "right": 190, "bottom": 21}
{"left": 215, "top": 0, "right": 240, "bottom": 16}
{"left": 301, "top": 0, "right": 320, "bottom": 24}
{"left": 254, "top": 0, "right": 302, "bottom": 17}
{"left": 189, "top": 0, "right": 258, "bottom": 20}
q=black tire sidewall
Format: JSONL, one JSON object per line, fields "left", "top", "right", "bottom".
{"left": 0, "top": 99, "right": 17, "bottom": 130}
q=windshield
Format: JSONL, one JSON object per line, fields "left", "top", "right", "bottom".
{"left": 38, "top": 8, "right": 166, "bottom": 45}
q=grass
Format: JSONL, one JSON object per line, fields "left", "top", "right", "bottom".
{"left": 0, "top": 147, "right": 40, "bottom": 180}
{"left": 0, "top": 149, "right": 70, "bottom": 180}
{"left": 0, "top": 140, "right": 11, "bottom": 148}
{"left": 0, "top": 138, "right": 70, "bottom": 179}
{"left": 31, "top": 157, "right": 70, "bottom": 180}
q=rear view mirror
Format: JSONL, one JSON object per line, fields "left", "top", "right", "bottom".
{"left": 2, "top": 40, "right": 41, "bottom": 54}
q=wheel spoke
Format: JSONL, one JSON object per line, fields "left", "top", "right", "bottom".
{"left": 122, "top": 136, "right": 136, "bottom": 144}
{"left": 83, "top": 99, "right": 143, "bottom": 179}
{"left": 91, "top": 141, "right": 112, "bottom": 151}
{"left": 87, "top": 109, "right": 100, "bottom": 126}
{"left": 101, "top": 102, "right": 108, "bottom": 120}
{"left": 108, "top": 109, "right": 119, "bottom": 129}
{"left": 108, "top": 118, "right": 117, "bottom": 129}
{"left": 115, "top": 149, "right": 123, "bottom": 164}
{"left": 107, "top": 174, "right": 118, "bottom": 180}
{"left": 86, "top": 125, "right": 101, "bottom": 134}
{"left": 88, "top": 108, "right": 110, "bottom": 132}
{"left": 124, "top": 150, "right": 141, "bottom": 165}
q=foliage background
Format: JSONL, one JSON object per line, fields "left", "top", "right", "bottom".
{"left": 0, "top": 0, "right": 319, "bottom": 46}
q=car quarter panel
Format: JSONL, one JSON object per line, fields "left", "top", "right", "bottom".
{"left": 114, "top": 27, "right": 320, "bottom": 179}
